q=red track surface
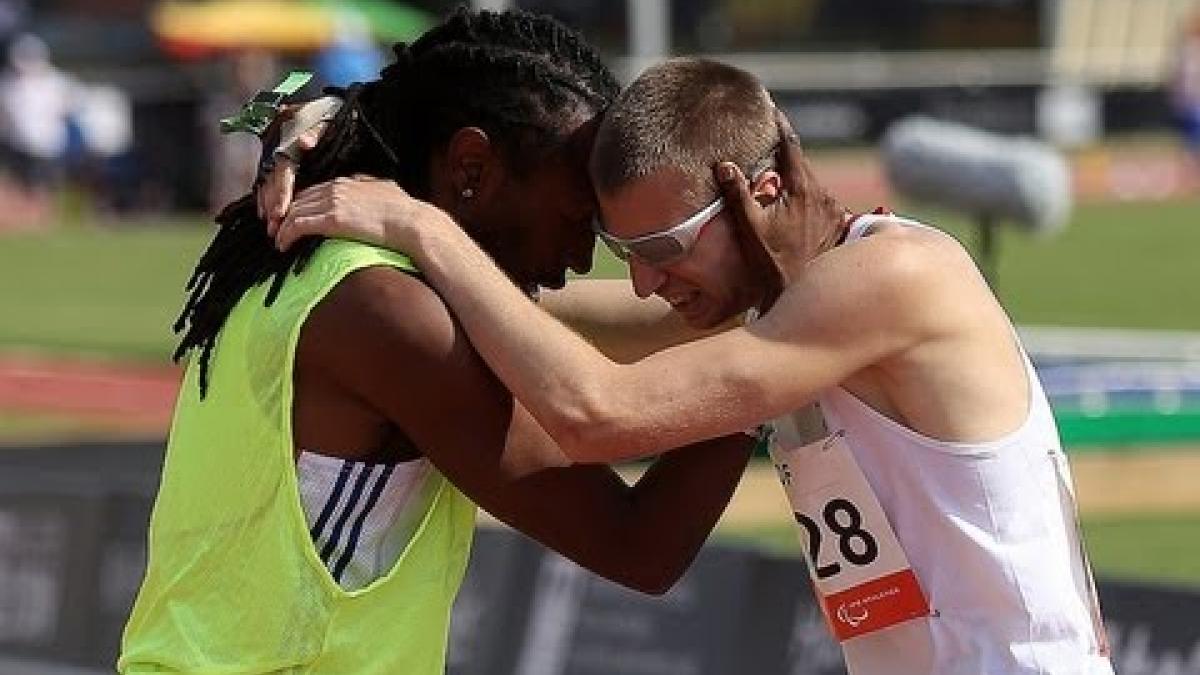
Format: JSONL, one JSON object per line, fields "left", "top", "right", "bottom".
{"left": 0, "top": 355, "right": 181, "bottom": 434}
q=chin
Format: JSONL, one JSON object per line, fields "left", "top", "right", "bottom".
{"left": 684, "top": 298, "right": 745, "bottom": 330}
{"left": 678, "top": 306, "right": 722, "bottom": 330}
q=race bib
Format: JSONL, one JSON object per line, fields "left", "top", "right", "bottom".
{"left": 769, "top": 414, "right": 929, "bottom": 641}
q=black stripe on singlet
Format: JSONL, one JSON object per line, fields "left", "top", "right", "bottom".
{"left": 319, "top": 464, "right": 375, "bottom": 564}
{"left": 332, "top": 463, "right": 396, "bottom": 581}
{"left": 309, "top": 460, "right": 354, "bottom": 541}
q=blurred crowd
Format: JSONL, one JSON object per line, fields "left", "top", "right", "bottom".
{"left": 0, "top": 0, "right": 390, "bottom": 230}
{"left": 204, "top": 17, "right": 384, "bottom": 211}
{"left": 0, "top": 4, "right": 133, "bottom": 229}
{"left": 0, "top": 0, "right": 1197, "bottom": 233}
{"left": 1172, "top": 10, "right": 1200, "bottom": 177}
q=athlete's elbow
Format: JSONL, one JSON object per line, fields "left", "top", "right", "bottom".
{"left": 544, "top": 394, "right": 640, "bottom": 464}
{"left": 553, "top": 421, "right": 623, "bottom": 464}
{"left": 609, "top": 558, "right": 683, "bottom": 596}
{"left": 645, "top": 557, "right": 691, "bottom": 595}
{"left": 615, "top": 528, "right": 697, "bottom": 595}
{"left": 633, "top": 571, "right": 679, "bottom": 596}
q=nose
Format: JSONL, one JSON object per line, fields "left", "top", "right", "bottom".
{"left": 629, "top": 258, "right": 667, "bottom": 299}
{"left": 568, "top": 230, "right": 594, "bottom": 275}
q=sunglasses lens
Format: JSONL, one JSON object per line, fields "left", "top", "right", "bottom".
{"left": 598, "top": 233, "right": 631, "bottom": 261}
{"left": 630, "top": 236, "right": 685, "bottom": 265}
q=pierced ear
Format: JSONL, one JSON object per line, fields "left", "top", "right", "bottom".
{"left": 446, "top": 127, "right": 497, "bottom": 203}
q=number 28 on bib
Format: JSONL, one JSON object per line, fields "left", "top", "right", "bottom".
{"left": 770, "top": 429, "right": 930, "bottom": 641}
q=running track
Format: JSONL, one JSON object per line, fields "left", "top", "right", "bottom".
{"left": 0, "top": 355, "right": 180, "bottom": 435}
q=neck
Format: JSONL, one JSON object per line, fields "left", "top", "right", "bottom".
{"left": 752, "top": 198, "right": 849, "bottom": 314}
{"left": 820, "top": 206, "right": 853, "bottom": 253}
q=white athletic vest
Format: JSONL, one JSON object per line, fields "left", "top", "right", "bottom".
{"left": 787, "top": 213, "right": 1114, "bottom": 674}
{"left": 296, "top": 452, "right": 436, "bottom": 591}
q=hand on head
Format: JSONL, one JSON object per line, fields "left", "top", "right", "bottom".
{"left": 714, "top": 107, "right": 845, "bottom": 312}
{"left": 256, "top": 107, "right": 327, "bottom": 232}
{"left": 272, "top": 175, "right": 416, "bottom": 252}
{"left": 251, "top": 104, "right": 426, "bottom": 254}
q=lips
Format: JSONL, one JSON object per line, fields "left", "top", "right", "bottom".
{"left": 664, "top": 291, "right": 700, "bottom": 313}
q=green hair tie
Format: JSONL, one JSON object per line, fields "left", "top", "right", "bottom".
{"left": 219, "top": 70, "right": 314, "bottom": 136}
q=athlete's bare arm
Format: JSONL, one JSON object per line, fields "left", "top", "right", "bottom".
{"left": 280, "top": 176, "right": 1029, "bottom": 464}
{"left": 539, "top": 279, "right": 734, "bottom": 363}
{"left": 282, "top": 192, "right": 927, "bottom": 458}
{"left": 297, "top": 265, "right": 753, "bottom": 594}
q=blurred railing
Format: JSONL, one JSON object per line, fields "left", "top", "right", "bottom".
{"left": 616, "top": 0, "right": 1199, "bottom": 90}
{"left": 1053, "top": 0, "right": 1198, "bottom": 87}
{"left": 620, "top": 49, "right": 1051, "bottom": 90}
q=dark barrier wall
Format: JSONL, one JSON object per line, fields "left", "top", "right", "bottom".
{"left": 1, "top": 442, "right": 1198, "bottom": 674}
{"left": 1100, "top": 581, "right": 1200, "bottom": 675}
{"left": 0, "top": 442, "right": 162, "bottom": 669}
{"left": 447, "top": 528, "right": 544, "bottom": 675}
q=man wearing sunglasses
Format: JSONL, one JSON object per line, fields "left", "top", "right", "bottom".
{"left": 271, "top": 58, "right": 1112, "bottom": 674}
{"left": 594, "top": 194, "right": 726, "bottom": 265}
{"left": 593, "top": 147, "right": 778, "bottom": 267}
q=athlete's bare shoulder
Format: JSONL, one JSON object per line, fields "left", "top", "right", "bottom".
{"left": 858, "top": 215, "right": 967, "bottom": 253}
{"left": 762, "top": 215, "right": 990, "bottom": 349}
{"left": 333, "top": 266, "right": 453, "bottom": 339}
{"left": 300, "top": 264, "right": 469, "bottom": 385}
{"left": 837, "top": 216, "right": 1011, "bottom": 357}
{"left": 842, "top": 216, "right": 984, "bottom": 289}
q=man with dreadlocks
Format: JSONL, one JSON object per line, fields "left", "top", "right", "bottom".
{"left": 118, "top": 9, "right": 755, "bottom": 674}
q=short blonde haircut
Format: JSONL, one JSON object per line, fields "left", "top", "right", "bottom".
{"left": 590, "top": 57, "right": 778, "bottom": 204}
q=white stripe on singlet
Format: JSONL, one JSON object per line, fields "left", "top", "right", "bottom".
{"left": 296, "top": 451, "right": 433, "bottom": 591}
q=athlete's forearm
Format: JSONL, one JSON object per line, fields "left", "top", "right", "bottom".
{"left": 400, "top": 214, "right": 630, "bottom": 455}
{"left": 540, "top": 280, "right": 736, "bottom": 363}
{"left": 401, "top": 215, "right": 775, "bottom": 462}
{"left": 615, "top": 434, "right": 753, "bottom": 593}
{"left": 497, "top": 433, "right": 753, "bottom": 595}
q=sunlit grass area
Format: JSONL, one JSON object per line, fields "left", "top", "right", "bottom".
{"left": 1, "top": 220, "right": 212, "bottom": 360}
{"left": 4, "top": 196, "right": 1198, "bottom": 361}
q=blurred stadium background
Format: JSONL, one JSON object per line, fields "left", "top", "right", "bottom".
{"left": 1, "top": 0, "right": 1199, "bottom": 673}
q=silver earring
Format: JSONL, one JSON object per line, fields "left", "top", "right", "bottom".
{"left": 461, "top": 187, "right": 475, "bottom": 200}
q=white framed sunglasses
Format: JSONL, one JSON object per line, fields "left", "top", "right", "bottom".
{"left": 594, "top": 195, "right": 725, "bottom": 266}
{"left": 594, "top": 146, "right": 779, "bottom": 267}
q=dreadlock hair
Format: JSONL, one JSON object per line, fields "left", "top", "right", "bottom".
{"left": 173, "top": 6, "right": 619, "bottom": 397}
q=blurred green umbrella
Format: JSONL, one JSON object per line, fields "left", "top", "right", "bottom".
{"left": 313, "top": 0, "right": 434, "bottom": 44}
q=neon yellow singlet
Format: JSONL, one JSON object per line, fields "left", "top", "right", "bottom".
{"left": 119, "top": 240, "right": 477, "bottom": 674}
